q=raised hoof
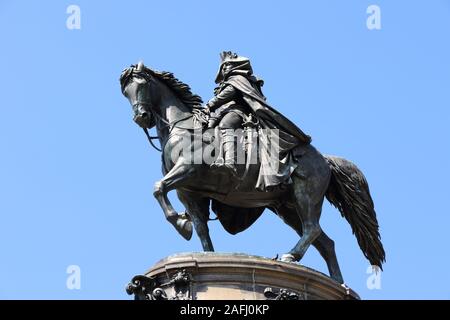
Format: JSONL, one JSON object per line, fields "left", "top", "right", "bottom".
{"left": 280, "top": 253, "right": 297, "bottom": 263}
{"left": 171, "top": 215, "right": 193, "bottom": 241}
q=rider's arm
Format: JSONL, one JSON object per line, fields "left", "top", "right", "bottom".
{"left": 205, "top": 85, "right": 238, "bottom": 111}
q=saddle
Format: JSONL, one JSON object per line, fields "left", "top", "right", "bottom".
{"left": 193, "top": 107, "right": 308, "bottom": 191}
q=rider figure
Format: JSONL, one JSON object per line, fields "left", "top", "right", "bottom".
{"left": 204, "top": 51, "right": 256, "bottom": 175}
{"left": 204, "top": 51, "right": 311, "bottom": 178}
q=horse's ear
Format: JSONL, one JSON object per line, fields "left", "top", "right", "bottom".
{"left": 137, "top": 61, "right": 144, "bottom": 71}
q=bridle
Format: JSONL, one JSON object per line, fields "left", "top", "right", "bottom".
{"left": 133, "top": 101, "right": 205, "bottom": 153}
{"left": 142, "top": 127, "right": 162, "bottom": 152}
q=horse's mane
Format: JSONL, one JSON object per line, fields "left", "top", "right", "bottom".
{"left": 120, "top": 64, "right": 203, "bottom": 108}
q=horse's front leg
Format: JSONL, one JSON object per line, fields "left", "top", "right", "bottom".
{"left": 153, "top": 159, "right": 195, "bottom": 240}
{"left": 177, "top": 191, "right": 214, "bottom": 251}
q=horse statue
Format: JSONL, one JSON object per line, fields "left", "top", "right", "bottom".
{"left": 119, "top": 61, "right": 385, "bottom": 284}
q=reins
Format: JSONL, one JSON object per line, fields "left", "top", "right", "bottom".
{"left": 142, "top": 128, "right": 162, "bottom": 152}
{"left": 139, "top": 106, "right": 207, "bottom": 153}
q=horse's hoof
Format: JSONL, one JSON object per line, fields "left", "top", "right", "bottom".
{"left": 280, "top": 253, "right": 297, "bottom": 263}
{"left": 176, "top": 217, "right": 193, "bottom": 241}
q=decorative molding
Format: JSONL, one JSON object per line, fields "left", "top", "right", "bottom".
{"left": 126, "top": 275, "right": 155, "bottom": 300}
{"left": 126, "top": 269, "right": 192, "bottom": 300}
{"left": 169, "top": 269, "right": 192, "bottom": 300}
{"left": 264, "top": 287, "right": 304, "bottom": 300}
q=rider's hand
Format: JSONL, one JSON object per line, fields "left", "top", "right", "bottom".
{"left": 204, "top": 105, "right": 211, "bottom": 114}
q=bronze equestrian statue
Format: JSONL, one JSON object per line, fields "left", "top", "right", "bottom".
{"left": 119, "top": 52, "right": 385, "bottom": 284}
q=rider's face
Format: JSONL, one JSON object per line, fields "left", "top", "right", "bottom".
{"left": 223, "top": 62, "right": 231, "bottom": 75}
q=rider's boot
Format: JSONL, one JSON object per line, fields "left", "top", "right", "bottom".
{"left": 221, "top": 129, "right": 238, "bottom": 177}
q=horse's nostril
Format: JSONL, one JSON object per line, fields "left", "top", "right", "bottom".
{"left": 141, "top": 112, "right": 148, "bottom": 118}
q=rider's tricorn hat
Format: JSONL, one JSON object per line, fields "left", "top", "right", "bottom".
{"left": 215, "top": 51, "right": 253, "bottom": 83}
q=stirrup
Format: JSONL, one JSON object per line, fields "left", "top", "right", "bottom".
{"left": 211, "top": 157, "right": 225, "bottom": 167}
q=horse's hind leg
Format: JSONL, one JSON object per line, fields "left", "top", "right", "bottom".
{"left": 281, "top": 174, "right": 325, "bottom": 263}
{"left": 178, "top": 191, "right": 214, "bottom": 251}
{"left": 314, "top": 232, "right": 344, "bottom": 283}
{"left": 275, "top": 204, "right": 344, "bottom": 283}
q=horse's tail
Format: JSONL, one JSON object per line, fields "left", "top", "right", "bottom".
{"left": 324, "top": 155, "right": 385, "bottom": 269}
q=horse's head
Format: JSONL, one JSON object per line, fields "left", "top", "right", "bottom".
{"left": 120, "top": 61, "right": 203, "bottom": 131}
{"left": 120, "top": 61, "right": 156, "bottom": 129}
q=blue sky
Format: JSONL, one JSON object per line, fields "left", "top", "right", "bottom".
{"left": 0, "top": 0, "right": 449, "bottom": 299}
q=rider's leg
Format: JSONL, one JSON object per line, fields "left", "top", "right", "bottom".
{"left": 213, "top": 112, "right": 242, "bottom": 174}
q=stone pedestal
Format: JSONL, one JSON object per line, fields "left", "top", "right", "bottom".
{"left": 126, "top": 252, "right": 359, "bottom": 300}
